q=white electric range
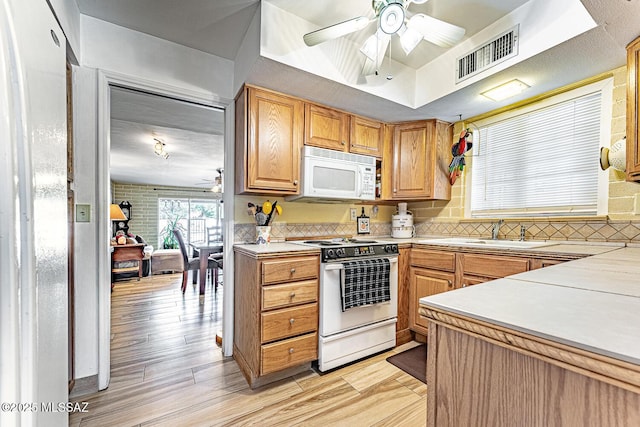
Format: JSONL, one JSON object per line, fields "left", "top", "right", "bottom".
{"left": 294, "top": 239, "right": 399, "bottom": 371}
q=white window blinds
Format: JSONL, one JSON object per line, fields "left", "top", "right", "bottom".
{"left": 470, "top": 91, "right": 602, "bottom": 217}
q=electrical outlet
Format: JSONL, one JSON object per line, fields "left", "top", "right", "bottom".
{"left": 350, "top": 208, "right": 357, "bottom": 221}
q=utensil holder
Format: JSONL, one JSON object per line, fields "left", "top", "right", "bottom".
{"left": 255, "top": 226, "right": 271, "bottom": 245}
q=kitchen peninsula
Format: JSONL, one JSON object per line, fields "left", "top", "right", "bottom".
{"left": 419, "top": 247, "right": 640, "bottom": 426}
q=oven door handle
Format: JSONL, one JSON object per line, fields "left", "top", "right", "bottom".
{"left": 324, "top": 257, "right": 398, "bottom": 271}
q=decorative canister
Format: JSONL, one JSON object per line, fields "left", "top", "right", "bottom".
{"left": 255, "top": 226, "right": 271, "bottom": 245}
{"left": 391, "top": 204, "right": 414, "bottom": 238}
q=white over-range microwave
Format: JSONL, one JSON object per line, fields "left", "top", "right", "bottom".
{"left": 286, "top": 146, "right": 376, "bottom": 202}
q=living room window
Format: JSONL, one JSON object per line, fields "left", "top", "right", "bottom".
{"left": 468, "top": 79, "right": 612, "bottom": 218}
{"left": 158, "top": 198, "right": 222, "bottom": 249}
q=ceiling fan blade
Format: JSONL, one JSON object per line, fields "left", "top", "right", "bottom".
{"left": 303, "top": 16, "right": 370, "bottom": 46}
{"left": 407, "top": 13, "right": 465, "bottom": 48}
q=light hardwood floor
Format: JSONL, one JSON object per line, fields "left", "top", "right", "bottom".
{"left": 70, "top": 273, "right": 427, "bottom": 426}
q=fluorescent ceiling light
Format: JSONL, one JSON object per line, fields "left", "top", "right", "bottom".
{"left": 481, "top": 79, "right": 530, "bottom": 101}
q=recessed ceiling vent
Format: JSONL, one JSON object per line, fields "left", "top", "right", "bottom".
{"left": 456, "top": 25, "right": 519, "bottom": 83}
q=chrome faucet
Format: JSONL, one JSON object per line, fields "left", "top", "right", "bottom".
{"left": 519, "top": 225, "right": 526, "bottom": 241}
{"left": 491, "top": 219, "right": 504, "bottom": 240}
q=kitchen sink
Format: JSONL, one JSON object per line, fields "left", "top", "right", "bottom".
{"left": 416, "top": 237, "right": 557, "bottom": 249}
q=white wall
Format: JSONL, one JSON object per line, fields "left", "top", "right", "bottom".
{"left": 81, "top": 15, "right": 235, "bottom": 99}
{"left": 73, "top": 16, "right": 236, "bottom": 384}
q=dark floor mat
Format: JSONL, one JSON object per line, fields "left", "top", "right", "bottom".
{"left": 386, "top": 344, "right": 427, "bottom": 384}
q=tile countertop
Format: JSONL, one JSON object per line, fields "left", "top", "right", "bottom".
{"left": 420, "top": 247, "right": 640, "bottom": 366}
{"left": 234, "top": 242, "right": 320, "bottom": 257}
{"left": 234, "top": 237, "right": 623, "bottom": 257}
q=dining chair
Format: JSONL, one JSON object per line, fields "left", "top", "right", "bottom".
{"left": 173, "top": 229, "right": 216, "bottom": 293}
{"left": 206, "top": 226, "right": 223, "bottom": 245}
{"left": 209, "top": 252, "right": 223, "bottom": 292}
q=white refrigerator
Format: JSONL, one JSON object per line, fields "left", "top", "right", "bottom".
{"left": 0, "top": 0, "right": 69, "bottom": 425}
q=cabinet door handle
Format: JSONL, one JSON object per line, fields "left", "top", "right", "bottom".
{"left": 341, "top": 141, "right": 346, "bottom": 146}
{"left": 289, "top": 318, "right": 295, "bottom": 325}
{"left": 290, "top": 268, "right": 296, "bottom": 274}
{"left": 293, "top": 180, "right": 298, "bottom": 186}
{"left": 289, "top": 348, "right": 295, "bottom": 354}
{"left": 290, "top": 292, "right": 296, "bottom": 298}
{"left": 462, "top": 283, "right": 467, "bottom": 288}
{"left": 447, "top": 280, "right": 453, "bottom": 288}
{"left": 393, "top": 188, "right": 397, "bottom": 193}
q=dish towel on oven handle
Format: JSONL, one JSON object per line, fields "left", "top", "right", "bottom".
{"left": 340, "top": 258, "right": 391, "bottom": 311}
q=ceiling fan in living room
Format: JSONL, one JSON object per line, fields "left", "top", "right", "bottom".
{"left": 194, "top": 167, "right": 224, "bottom": 193}
{"left": 303, "top": 0, "right": 466, "bottom": 76}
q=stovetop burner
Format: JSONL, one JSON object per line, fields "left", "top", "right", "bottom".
{"left": 301, "top": 238, "right": 378, "bottom": 246}
{"left": 296, "top": 238, "right": 398, "bottom": 262}
{"left": 302, "top": 240, "right": 342, "bottom": 246}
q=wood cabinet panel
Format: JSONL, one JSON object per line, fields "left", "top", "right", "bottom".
{"left": 236, "top": 85, "right": 303, "bottom": 194}
{"left": 304, "top": 103, "right": 350, "bottom": 151}
{"left": 627, "top": 36, "right": 640, "bottom": 180}
{"left": 261, "top": 333, "right": 318, "bottom": 375}
{"left": 409, "top": 267, "right": 454, "bottom": 334}
{"left": 460, "top": 275, "right": 491, "bottom": 287}
{"left": 384, "top": 119, "right": 452, "bottom": 200}
{"left": 261, "top": 303, "right": 318, "bottom": 343}
{"left": 461, "top": 253, "right": 529, "bottom": 278}
{"left": 426, "top": 321, "right": 640, "bottom": 427}
{"left": 396, "top": 247, "right": 412, "bottom": 345}
{"left": 410, "top": 249, "right": 456, "bottom": 272}
{"left": 261, "top": 279, "right": 318, "bottom": 310}
{"left": 234, "top": 250, "right": 319, "bottom": 388}
{"left": 262, "top": 256, "right": 319, "bottom": 284}
{"left": 392, "top": 121, "right": 430, "bottom": 198}
{"left": 350, "top": 115, "right": 383, "bottom": 157}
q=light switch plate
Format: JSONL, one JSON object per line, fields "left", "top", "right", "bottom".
{"left": 350, "top": 208, "right": 357, "bottom": 221}
{"left": 76, "top": 204, "right": 91, "bottom": 222}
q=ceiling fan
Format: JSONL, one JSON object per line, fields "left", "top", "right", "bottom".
{"left": 303, "top": 0, "right": 466, "bottom": 74}
{"left": 194, "top": 167, "right": 224, "bottom": 192}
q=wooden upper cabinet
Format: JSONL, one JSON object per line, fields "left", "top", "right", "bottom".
{"left": 350, "top": 115, "right": 384, "bottom": 158}
{"left": 235, "top": 86, "right": 303, "bottom": 195}
{"left": 627, "top": 36, "right": 640, "bottom": 180}
{"left": 384, "top": 119, "right": 452, "bottom": 200}
{"left": 304, "top": 103, "right": 350, "bottom": 151}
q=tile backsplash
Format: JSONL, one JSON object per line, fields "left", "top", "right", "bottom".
{"left": 235, "top": 218, "right": 640, "bottom": 244}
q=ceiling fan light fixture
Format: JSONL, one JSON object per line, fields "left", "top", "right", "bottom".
{"left": 360, "top": 30, "right": 390, "bottom": 65}
{"left": 399, "top": 25, "right": 423, "bottom": 54}
{"left": 360, "top": 33, "right": 379, "bottom": 61}
{"left": 379, "top": 2, "right": 405, "bottom": 35}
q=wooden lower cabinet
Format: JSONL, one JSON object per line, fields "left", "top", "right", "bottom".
{"left": 261, "top": 333, "right": 318, "bottom": 375}
{"left": 234, "top": 250, "right": 320, "bottom": 388}
{"left": 424, "top": 313, "right": 640, "bottom": 426}
{"left": 409, "top": 267, "right": 454, "bottom": 335}
{"left": 460, "top": 275, "right": 491, "bottom": 287}
{"left": 408, "top": 247, "right": 576, "bottom": 335}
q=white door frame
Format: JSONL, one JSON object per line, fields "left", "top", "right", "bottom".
{"left": 97, "top": 70, "right": 235, "bottom": 390}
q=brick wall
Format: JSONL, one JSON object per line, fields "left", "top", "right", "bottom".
{"left": 112, "top": 182, "right": 219, "bottom": 249}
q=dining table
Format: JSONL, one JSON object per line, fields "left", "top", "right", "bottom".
{"left": 194, "top": 242, "right": 223, "bottom": 295}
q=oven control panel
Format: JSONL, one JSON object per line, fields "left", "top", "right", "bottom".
{"left": 322, "top": 244, "right": 398, "bottom": 262}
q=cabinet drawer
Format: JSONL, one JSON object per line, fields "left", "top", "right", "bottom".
{"left": 261, "top": 332, "right": 318, "bottom": 375}
{"left": 410, "top": 249, "right": 456, "bottom": 272}
{"left": 262, "top": 256, "right": 318, "bottom": 284}
{"left": 262, "top": 279, "right": 318, "bottom": 310}
{"left": 261, "top": 303, "right": 318, "bottom": 343}
{"left": 462, "top": 254, "right": 529, "bottom": 278}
